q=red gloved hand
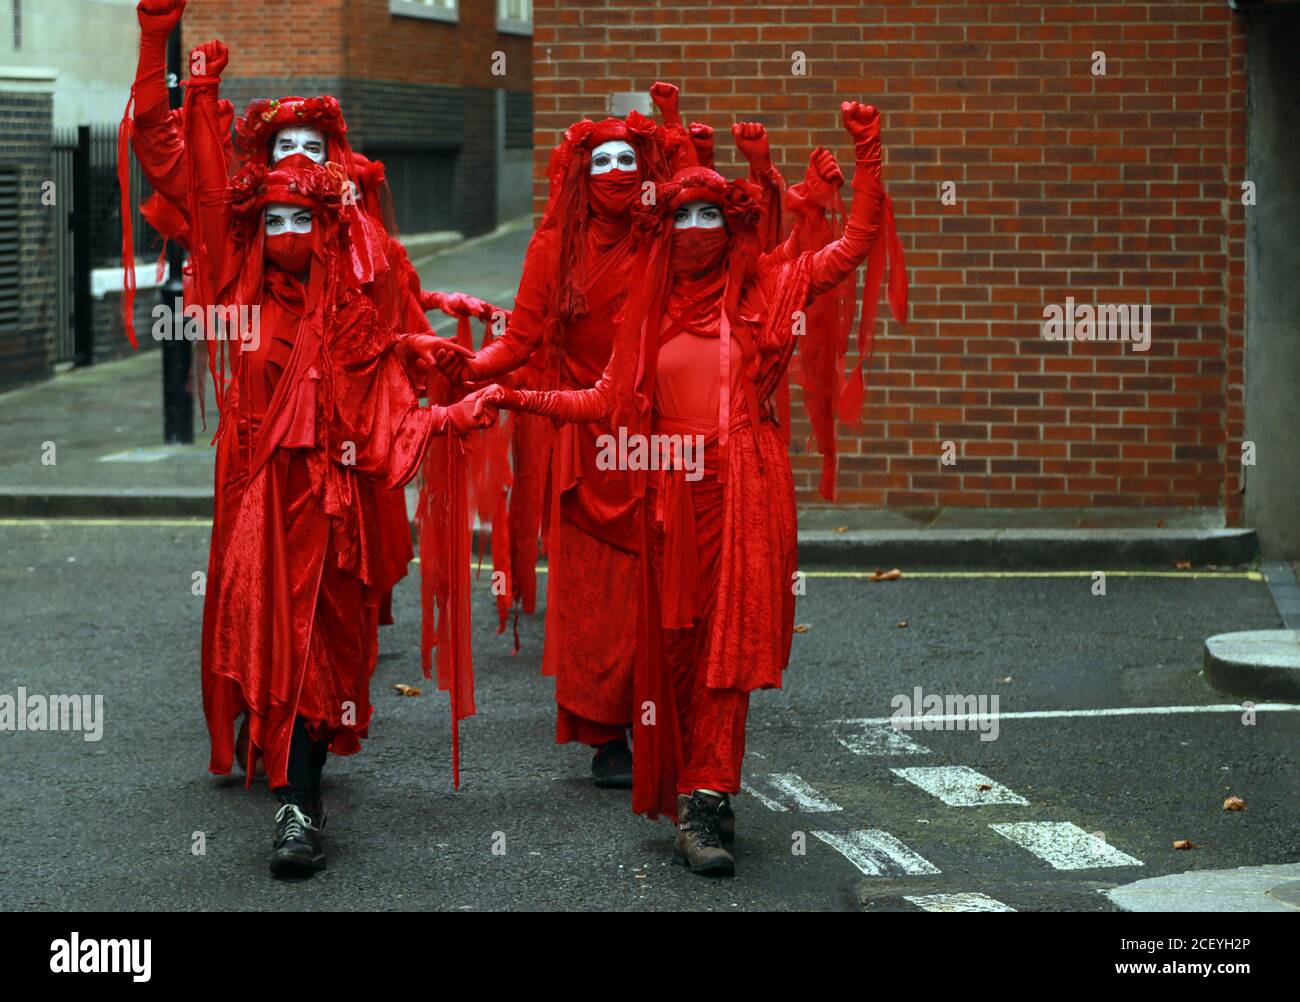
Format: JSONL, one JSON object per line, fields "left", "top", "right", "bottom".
{"left": 138, "top": 0, "right": 186, "bottom": 36}
{"left": 471, "top": 383, "right": 523, "bottom": 420}
{"left": 445, "top": 389, "right": 499, "bottom": 434}
{"left": 841, "top": 101, "right": 882, "bottom": 173}
{"left": 650, "top": 81, "right": 682, "bottom": 127}
{"left": 403, "top": 333, "right": 474, "bottom": 384}
{"left": 189, "top": 40, "right": 228, "bottom": 79}
{"left": 688, "top": 123, "right": 715, "bottom": 168}
{"left": 731, "top": 122, "right": 772, "bottom": 172}
{"left": 809, "top": 146, "right": 844, "bottom": 188}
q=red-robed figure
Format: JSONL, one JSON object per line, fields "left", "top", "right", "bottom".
{"left": 180, "top": 58, "right": 494, "bottom": 877}
{"left": 471, "top": 101, "right": 907, "bottom": 877}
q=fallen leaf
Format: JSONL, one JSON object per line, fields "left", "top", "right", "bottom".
{"left": 393, "top": 683, "right": 422, "bottom": 697}
{"left": 1223, "top": 796, "right": 1246, "bottom": 812}
{"left": 1172, "top": 839, "right": 1197, "bottom": 850}
{"left": 834, "top": 525, "right": 849, "bottom": 534}
{"left": 1174, "top": 560, "right": 1192, "bottom": 570}
{"left": 897, "top": 619, "right": 909, "bottom": 628}
{"left": 793, "top": 623, "right": 811, "bottom": 634}
{"left": 1155, "top": 519, "right": 1165, "bottom": 528}
{"left": 976, "top": 783, "right": 992, "bottom": 792}
{"left": 870, "top": 568, "right": 903, "bottom": 582}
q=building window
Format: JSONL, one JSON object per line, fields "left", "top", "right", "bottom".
{"left": 12, "top": 0, "right": 22, "bottom": 51}
{"left": 389, "top": 0, "right": 457, "bottom": 24}
{"left": 497, "top": 0, "right": 531, "bottom": 36}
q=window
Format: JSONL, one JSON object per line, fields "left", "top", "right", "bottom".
{"left": 12, "top": 0, "right": 21, "bottom": 51}
{"left": 389, "top": 0, "right": 457, "bottom": 24}
{"left": 497, "top": 0, "right": 531, "bottom": 36}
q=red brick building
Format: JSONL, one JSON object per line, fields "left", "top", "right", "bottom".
{"left": 188, "top": 0, "right": 535, "bottom": 234}
{"left": 531, "top": 0, "right": 1262, "bottom": 529}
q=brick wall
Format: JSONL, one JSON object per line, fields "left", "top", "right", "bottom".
{"left": 0, "top": 90, "right": 56, "bottom": 390}
{"left": 532, "top": 0, "right": 1248, "bottom": 520}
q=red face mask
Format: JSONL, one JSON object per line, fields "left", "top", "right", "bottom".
{"left": 670, "top": 227, "right": 729, "bottom": 278}
{"left": 273, "top": 152, "right": 322, "bottom": 171}
{"left": 265, "top": 232, "right": 314, "bottom": 276}
{"left": 587, "top": 168, "right": 640, "bottom": 219}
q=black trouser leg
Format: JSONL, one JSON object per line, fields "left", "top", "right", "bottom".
{"left": 276, "top": 717, "right": 326, "bottom": 808}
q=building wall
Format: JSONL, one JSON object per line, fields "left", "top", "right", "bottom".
{"left": 0, "top": 0, "right": 141, "bottom": 129}
{"left": 1243, "top": 12, "right": 1300, "bottom": 557}
{"left": 532, "top": 0, "right": 1248, "bottom": 517}
{"left": 188, "top": 0, "right": 534, "bottom": 236}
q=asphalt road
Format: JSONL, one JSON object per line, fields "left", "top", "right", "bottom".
{"left": 1, "top": 518, "right": 1295, "bottom": 911}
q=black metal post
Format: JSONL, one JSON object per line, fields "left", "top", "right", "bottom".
{"left": 161, "top": 24, "right": 193, "bottom": 443}
{"left": 70, "top": 125, "right": 93, "bottom": 367}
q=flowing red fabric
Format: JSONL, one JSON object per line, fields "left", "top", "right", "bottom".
{"left": 838, "top": 189, "right": 909, "bottom": 425}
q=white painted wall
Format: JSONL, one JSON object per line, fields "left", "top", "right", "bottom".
{"left": 0, "top": 0, "right": 139, "bottom": 128}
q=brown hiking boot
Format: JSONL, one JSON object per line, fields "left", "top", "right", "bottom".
{"left": 673, "top": 792, "right": 735, "bottom": 877}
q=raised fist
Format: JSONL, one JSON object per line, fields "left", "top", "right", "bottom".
{"left": 840, "top": 101, "right": 880, "bottom": 144}
{"left": 688, "top": 122, "right": 714, "bottom": 143}
{"left": 809, "top": 146, "right": 844, "bottom": 188}
{"left": 138, "top": 0, "right": 186, "bottom": 35}
{"left": 649, "top": 81, "right": 681, "bottom": 126}
{"left": 730, "top": 122, "right": 771, "bottom": 169}
{"left": 189, "top": 40, "right": 228, "bottom": 79}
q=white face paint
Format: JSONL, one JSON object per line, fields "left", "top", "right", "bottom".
{"left": 672, "top": 199, "right": 724, "bottom": 230}
{"left": 271, "top": 126, "right": 327, "bottom": 165}
{"left": 589, "top": 140, "right": 636, "bottom": 176}
{"left": 264, "top": 203, "right": 313, "bottom": 235}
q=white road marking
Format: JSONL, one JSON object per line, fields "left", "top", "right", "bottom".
{"left": 991, "top": 821, "right": 1144, "bottom": 870}
{"left": 904, "top": 892, "right": 1016, "bottom": 913}
{"left": 742, "top": 773, "right": 842, "bottom": 813}
{"left": 812, "top": 830, "right": 940, "bottom": 876}
{"left": 892, "top": 766, "right": 1029, "bottom": 807}
{"left": 835, "top": 722, "right": 931, "bottom": 756}
{"left": 833, "top": 703, "right": 1300, "bottom": 728}
{"left": 741, "top": 784, "right": 785, "bottom": 813}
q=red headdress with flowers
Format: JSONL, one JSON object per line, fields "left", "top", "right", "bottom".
{"left": 234, "top": 96, "right": 353, "bottom": 166}
{"left": 529, "top": 111, "right": 667, "bottom": 355}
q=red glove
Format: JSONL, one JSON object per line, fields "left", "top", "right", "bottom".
{"left": 841, "top": 101, "right": 882, "bottom": 178}
{"left": 402, "top": 333, "right": 474, "bottom": 384}
{"left": 731, "top": 122, "right": 772, "bottom": 173}
{"left": 440, "top": 390, "right": 498, "bottom": 435}
{"left": 650, "top": 81, "right": 682, "bottom": 128}
{"left": 688, "top": 123, "right": 715, "bottom": 170}
{"left": 138, "top": 0, "right": 186, "bottom": 36}
{"left": 809, "top": 146, "right": 844, "bottom": 188}
{"left": 189, "top": 40, "right": 228, "bottom": 80}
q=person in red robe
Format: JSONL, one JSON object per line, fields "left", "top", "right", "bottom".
{"left": 470, "top": 101, "right": 907, "bottom": 877}
{"left": 181, "top": 55, "right": 495, "bottom": 877}
{"left": 430, "top": 109, "right": 666, "bottom": 787}
{"left": 431, "top": 90, "right": 783, "bottom": 791}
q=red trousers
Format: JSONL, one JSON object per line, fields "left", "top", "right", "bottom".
{"left": 650, "top": 471, "right": 749, "bottom": 795}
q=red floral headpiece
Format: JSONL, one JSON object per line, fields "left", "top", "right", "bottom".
{"left": 234, "top": 95, "right": 349, "bottom": 162}
{"left": 633, "top": 167, "right": 763, "bottom": 233}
